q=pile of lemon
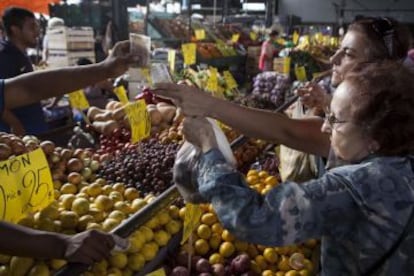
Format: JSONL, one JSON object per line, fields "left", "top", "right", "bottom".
{"left": 177, "top": 169, "right": 318, "bottom": 276}
{"left": 0, "top": 179, "right": 183, "bottom": 276}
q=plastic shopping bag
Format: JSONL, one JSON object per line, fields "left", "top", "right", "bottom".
{"left": 173, "top": 118, "right": 236, "bottom": 203}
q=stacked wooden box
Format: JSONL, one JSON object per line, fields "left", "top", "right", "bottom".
{"left": 47, "top": 26, "right": 95, "bottom": 67}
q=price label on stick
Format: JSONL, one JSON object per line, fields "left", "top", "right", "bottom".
{"left": 195, "top": 29, "right": 206, "bottom": 40}
{"left": 124, "top": 100, "right": 151, "bottom": 144}
{"left": 114, "top": 86, "right": 129, "bottom": 104}
{"left": 231, "top": 34, "right": 240, "bottom": 43}
{"left": 168, "top": 49, "right": 176, "bottom": 72}
{"left": 283, "top": 57, "right": 291, "bottom": 76}
{"left": 295, "top": 66, "right": 308, "bottom": 82}
{"left": 293, "top": 31, "right": 299, "bottom": 45}
{"left": 181, "top": 43, "right": 196, "bottom": 66}
{"left": 0, "top": 148, "right": 54, "bottom": 223}
{"left": 68, "top": 89, "right": 89, "bottom": 109}
{"left": 146, "top": 268, "right": 166, "bottom": 276}
{"left": 181, "top": 203, "right": 202, "bottom": 244}
{"left": 249, "top": 31, "right": 257, "bottom": 41}
{"left": 207, "top": 67, "right": 218, "bottom": 93}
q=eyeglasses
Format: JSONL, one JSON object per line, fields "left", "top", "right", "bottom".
{"left": 371, "top": 17, "right": 395, "bottom": 58}
{"left": 324, "top": 113, "right": 348, "bottom": 129}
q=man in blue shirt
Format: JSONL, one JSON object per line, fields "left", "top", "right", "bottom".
{"left": 0, "top": 7, "right": 47, "bottom": 135}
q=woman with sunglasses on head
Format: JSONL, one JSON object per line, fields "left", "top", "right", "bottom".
{"left": 179, "top": 61, "right": 414, "bottom": 275}
{"left": 153, "top": 17, "right": 411, "bottom": 168}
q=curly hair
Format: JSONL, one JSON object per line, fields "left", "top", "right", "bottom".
{"left": 344, "top": 61, "right": 414, "bottom": 156}
{"left": 348, "top": 17, "right": 411, "bottom": 61}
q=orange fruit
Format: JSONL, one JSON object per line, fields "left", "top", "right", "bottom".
{"left": 208, "top": 233, "right": 222, "bottom": 250}
{"left": 209, "top": 253, "right": 223, "bottom": 265}
{"left": 201, "top": 213, "right": 217, "bottom": 225}
{"left": 179, "top": 207, "right": 186, "bottom": 219}
{"left": 258, "top": 171, "right": 269, "bottom": 179}
{"left": 255, "top": 255, "right": 268, "bottom": 270}
{"left": 262, "top": 270, "right": 274, "bottom": 276}
{"left": 194, "top": 239, "right": 210, "bottom": 256}
{"left": 124, "top": 187, "right": 140, "bottom": 201}
{"left": 197, "top": 224, "right": 212, "bottom": 240}
{"left": 263, "top": 248, "right": 278, "bottom": 264}
{"left": 211, "top": 223, "right": 224, "bottom": 234}
{"left": 221, "top": 229, "right": 235, "bottom": 242}
{"left": 234, "top": 240, "right": 249, "bottom": 252}
{"left": 264, "top": 176, "right": 278, "bottom": 186}
{"left": 219, "top": 241, "right": 235, "bottom": 258}
{"left": 247, "top": 169, "right": 259, "bottom": 177}
{"left": 246, "top": 175, "right": 259, "bottom": 185}
{"left": 168, "top": 205, "right": 180, "bottom": 219}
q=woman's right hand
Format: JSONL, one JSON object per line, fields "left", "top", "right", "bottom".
{"left": 296, "top": 82, "right": 330, "bottom": 111}
{"left": 151, "top": 83, "right": 214, "bottom": 117}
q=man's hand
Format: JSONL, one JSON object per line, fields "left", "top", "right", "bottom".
{"left": 102, "top": 41, "right": 147, "bottom": 79}
{"left": 182, "top": 117, "right": 218, "bottom": 153}
{"left": 63, "top": 230, "right": 125, "bottom": 265}
{"left": 152, "top": 83, "right": 214, "bottom": 117}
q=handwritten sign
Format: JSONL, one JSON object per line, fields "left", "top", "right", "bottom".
{"left": 181, "top": 203, "right": 202, "bottom": 244}
{"left": 68, "top": 90, "right": 89, "bottom": 109}
{"left": 124, "top": 100, "right": 151, "bottom": 144}
{"left": 223, "top": 71, "right": 237, "bottom": 89}
{"left": 295, "top": 66, "right": 308, "bottom": 82}
{"left": 231, "top": 34, "right": 240, "bottom": 43}
{"left": 168, "top": 49, "right": 176, "bottom": 72}
{"left": 0, "top": 148, "right": 54, "bottom": 223}
{"left": 206, "top": 67, "right": 218, "bottom": 93}
{"left": 249, "top": 32, "right": 257, "bottom": 41}
{"left": 195, "top": 29, "right": 206, "bottom": 40}
{"left": 283, "top": 57, "right": 291, "bottom": 75}
{"left": 181, "top": 43, "right": 196, "bottom": 66}
{"left": 293, "top": 31, "right": 299, "bottom": 45}
{"left": 114, "top": 86, "right": 129, "bottom": 104}
{"left": 146, "top": 268, "right": 166, "bottom": 276}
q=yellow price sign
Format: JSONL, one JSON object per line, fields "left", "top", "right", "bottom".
{"left": 206, "top": 67, "right": 218, "bottom": 93}
{"left": 68, "top": 89, "right": 89, "bottom": 109}
{"left": 140, "top": 68, "right": 152, "bottom": 85}
{"left": 249, "top": 32, "right": 257, "bottom": 41}
{"left": 276, "top": 38, "right": 286, "bottom": 46}
{"left": 124, "top": 100, "right": 151, "bottom": 144}
{"left": 223, "top": 70, "right": 237, "bottom": 89}
{"left": 181, "top": 203, "right": 202, "bottom": 244}
{"left": 168, "top": 49, "right": 176, "bottom": 72}
{"left": 0, "top": 148, "right": 54, "bottom": 223}
{"left": 181, "top": 43, "right": 196, "bottom": 66}
{"left": 295, "top": 66, "right": 308, "bottom": 82}
{"left": 195, "top": 29, "right": 206, "bottom": 40}
{"left": 314, "top": 32, "right": 323, "bottom": 44}
{"left": 283, "top": 57, "right": 291, "bottom": 75}
{"left": 231, "top": 34, "right": 240, "bottom": 43}
{"left": 113, "top": 86, "right": 129, "bottom": 104}
{"left": 146, "top": 268, "right": 166, "bottom": 276}
{"left": 293, "top": 31, "right": 299, "bottom": 45}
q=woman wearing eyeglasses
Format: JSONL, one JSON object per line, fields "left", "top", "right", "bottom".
{"left": 178, "top": 61, "right": 414, "bottom": 275}
{"left": 152, "top": 17, "right": 411, "bottom": 169}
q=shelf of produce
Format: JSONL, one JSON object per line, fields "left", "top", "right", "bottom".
{"left": 197, "top": 55, "right": 246, "bottom": 69}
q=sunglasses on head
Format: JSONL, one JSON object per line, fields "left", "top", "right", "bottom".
{"left": 370, "top": 17, "right": 395, "bottom": 58}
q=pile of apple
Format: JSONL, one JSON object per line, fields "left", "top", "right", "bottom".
{"left": 164, "top": 169, "right": 318, "bottom": 276}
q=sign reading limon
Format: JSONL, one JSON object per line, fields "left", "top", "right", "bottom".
{"left": 124, "top": 100, "right": 151, "bottom": 144}
{"left": 68, "top": 89, "right": 89, "bottom": 109}
{"left": 0, "top": 148, "right": 54, "bottom": 223}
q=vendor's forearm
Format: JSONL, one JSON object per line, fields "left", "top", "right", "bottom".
{"left": 5, "top": 63, "right": 112, "bottom": 109}
{"left": 207, "top": 98, "right": 330, "bottom": 157}
{"left": 0, "top": 221, "right": 66, "bottom": 259}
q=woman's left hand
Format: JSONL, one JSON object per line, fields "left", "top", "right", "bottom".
{"left": 182, "top": 117, "right": 218, "bottom": 153}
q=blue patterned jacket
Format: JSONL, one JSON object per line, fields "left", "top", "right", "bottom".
{"left": 196, "top": 149, "right": 414, "bottom": 275}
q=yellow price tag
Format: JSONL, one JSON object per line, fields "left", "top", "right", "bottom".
{"left": 68, "top": 90, "right": 89, "bottom": 109}
{"left": 181, "top": 203, "right": 202, "bottom": 244}
{"left": 295, "top": 66, "right": 308, "bottom": 82}
{"left": 140, "top": 68, "right": 152, "bottom": 85}
{"left": 0, "top": 148, "right": 54, "bottom": 223}
{"left": 168, "top": 49, "right": 176, "bottom": 72}
{"left": 146, "top": 268, "right": 166, "bottom": 276}
{"left": 293, "top": 31, "right": 299, "bottom": 45}
{"left": 276, "top": 38, "right": 286, "bottom": 45}
{"left": 125, "top": 100, "right": 151, "bottom": 144}
{"left": 231, "top": 34, "right": 240, "bottom": 43}
{"left": 223, "top": 70, "right": 237, "bottom": 89}
{"left": 314, "top": 32, "right": 323, "bottom": 44}
{"left": 181, "top": 43, "right": 196, "bottom": 66}
{"left": 195, "top": 29, "right": 206, "bottom": 40}
{"left": 283, "top": 57, "right": 291, "bottom": 75}
{"left": 249, "top": 32, "right": 257, "bottom": 41}
{"left": 113, "top": 86, "right": 129, "bottom": 104}
{"left": 206, "top": 67, "right": 218, "bottom": 93}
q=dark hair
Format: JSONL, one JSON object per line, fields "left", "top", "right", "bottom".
{"left": 2, "top": 7, "right": 35, "bottom": 36}
{"left": 76, "top": 58, "right": 93, "bottom": 66}
{"left": 269, "top": 30, "right": 279, "bottom": 37}
{"left": 348, "top": 17, "right": 410, "bottom": 60}
{"left": 345, "top": 61, "right": 414, "bottom": 156}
